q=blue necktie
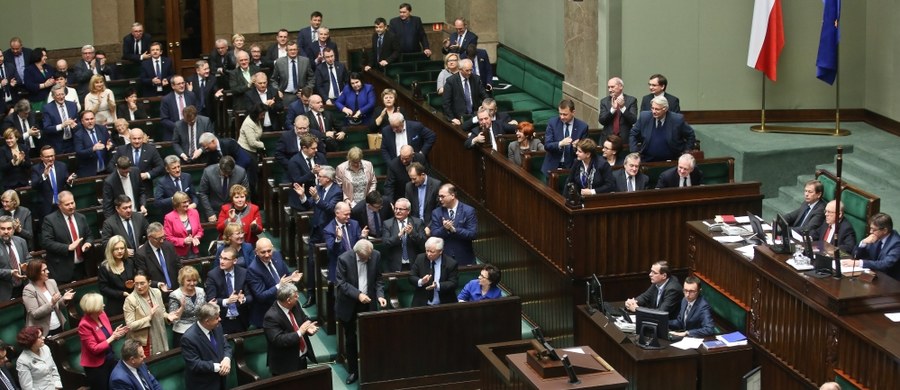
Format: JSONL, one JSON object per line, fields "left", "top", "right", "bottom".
{"left": 125, "top": 219, "right": 136, "bottom": 249}
{"left": 290, "top": 59, "right": 298, "bottom": 92}
{"left": 225, "top": 272, "right": 238, "bottom": 317}
{"left": 157, "top": 248, "right": 172, "bottom": 287}
{"left": 209, "top": 331, "right": 218, "bottom": 352}
{"left": 90, "top": 131, "right": 105, "bottom": 172}
{"left": 50, "top": 166, "right": 59, "bottom": 204}
{"left": 463, "top": 78, "right": 472, "bottom": 114}
{"left": 400, "top": 220, "right": 409, "bottom": 261}
{"left": 329, "top": 65, "right": 339, "bottom": 97}
{"left": 133, "top": 147, "right": 141, "bottom": 166}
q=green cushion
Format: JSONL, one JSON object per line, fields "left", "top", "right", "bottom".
{"left": 700, "top": 280, "right": 747, "bottom": 332}
{"left": 531, "top": 110, "right": 558, "bottom": 129}
{"left": 342, "top": 130, "right": 370, "bottom": 151}
{"left": 396, "top": 70, "right": 436, "bottom": 89}
{"left": 147, "top": 352, "right": 185, "bottom": 390}
{"left": 391, "top": 276, "right": 416, "bottom": 308}
{"left": 841, "top": 190, "right": 870, "bottom": 241}
{"left": 645, "top": 164, "right": 673, "bottom": 188}
{"left": 819, "top": 174, "right": 837, "bottom": 202}
{"left": 418, "top": 81, "right": 438, "bottom": 97}
{"left": 507, "top": 110, "right": 533, "bottom": 124}
{"left": 698, "top": 161, "right": 731, "bottom": 185}
{"left": 427, "top": 93, "right": 443, "bottom": 111}
{"left": 385, "top": 62, "right": 417, "bottom": 79}
{"left": 242, "top": 331, "right": 272, "bottom": 381}
{"left": 496, "top": 48, "right": 525, "bottom": 87}
{"left": 417, "top": 60, "right": 444, "bottom": 72}
{"left": 527, "top": 154, "right": 547, "bottom": 182}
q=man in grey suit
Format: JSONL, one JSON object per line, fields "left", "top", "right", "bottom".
{"left": 101, "top": 195, "right": 148, "bottom": 255}
{"left": 0, "top": 215, "right": 30, "bottom": 300}
{"left": 197, "top": 156, "right": 249, "bottom": 222}
{"left": 40, "top": 191, "right": 94, "bottom": 284}
{"left": 381, "top": 198, "right": 426, "bottom": 272}
{"left": 598, "top": 77, "right": 638, "bottom": 138}
{"left": 172, "top": 105, "right": 214, "bottom": 163}
{"left": 613, "top": 153, "right": 649, "bottom": 192}
{"left": 270, "top": 41, "right": 314, "bottom": 107}
{"left": 404, "top": 162, "right": 441, "bottom": 226}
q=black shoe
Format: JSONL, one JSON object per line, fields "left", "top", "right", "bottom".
{"left": 345, "top": 372, "right": 358, "bottom": 384}
{"left": 302, "top": 296, "right": 316, "bottom": 308}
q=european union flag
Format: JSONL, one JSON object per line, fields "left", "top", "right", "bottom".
{"left": 816, "top": 0, "right": 841, "bottom": 84}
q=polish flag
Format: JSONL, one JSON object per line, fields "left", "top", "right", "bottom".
{"left": 747, "top": 0, "right": 785, "bottom": 81}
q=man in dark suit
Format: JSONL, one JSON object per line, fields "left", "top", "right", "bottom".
{"left": 305, "top": 94, "right": 343, "bottom": 151}
{"left": 247, "top": 238, "right": 300, "bottom": 328}
{"left": 0, "top": 216, "right": 30, "bottom": 300}
{"left": 0, "top": 339, "right": 20, "bottom": 389}
{"left": 198, "top": 133, "right": 252, "bottom": 171}
{"left": 464, "top": 106, "right": 510, "bottom": 151}
{"left": 244, "top": 72, "right": 283, "bottom": 131}
{"left": 93, "top": 51, "right": 117, "bottom": 81}
{"left": 173, "top": 106, "right": 213, "bottom": 163}
{"left": 613, "top": 153, "right": 650, "bottom": 192}
{"left": 625, "top": 261, "right": 684, "bottom": 320}
{"left": 277, "top": 115, "right": 326, "bottom": 169}
{"left": 405, "top": 162, "right": 441, "bottom": 226}
{"left": 629, "top": 95, "right": 696, "bottom": 163}
{"left": 542, "top": 99, "right": 589, "bottom": 175}
{"left": 285, "top": 134, "right": 327, "bottom": 210}
{"left": 136, "top": 223, "right": 182, "bottom": 291}
{"left": 115, "top": 128, "right": 164, "bottom": 187}
{"left": 297, "top": 11, "right": 323, "bottom": 57}
{"left": 443, "top": 59, "right": 486, "bottom": 125}
{"left": 40, "top": 191, "right": 94, "bottom": 284}
{"left": 197, "top": 156, "right": 249, "bottom": 222}
{"left": 154, "top": 155, "right": 198, "bottom": 213}
{"left": 381, "top": 113, "right": 437, "bottom": 163}
{"left": 270, "top": 41, "right": 314, "bottom": 107}
{"left": 122, "top": 23, "right": 153, "bottom": 63}
{"left": 109, "top": 339, "right": 163, "bottom": 390}
{"left": 139, "top": 42, "right": 174, "bottom": 96}
{"left": 640, "top": 74, "right": 681, "bottom": 113}
{"left": 365, "top": 18, "right": 400, "bottom": 73}
{"left": 102, "top": 156, "right": 148, "bottom": 218}
{"left": 598, "top": 77, "right": 638, "bottom": 138}
{"left": 209, "top": 39, "right": 236, "bottom": 88}
{"left": 324, "top": 202, "right": 367, "bottom": 284}
{"left": 159, "top": 75, "right": 198, "bottom": 141}
{"left": 384, "top": 145, "right": 427, "bottom": 202}
{"left": 312, "top": 48, "right": 347, "bottom": 103}
{"left": 206, "top": 246, "right": 252, "bottom": 334}
{"left": 409, "top": 237, "right": 458, "bottom": 306}
{"left": 350, "top": 191, "right": 391, "bottom": 238}
{"left": 283, "top": 88, "right": 313, "bottom": 131}
{"left": 389, "top": 3, "right": 432, "bottom": 57}
{"left": 40, "top": 88, "right": 78, "bottom": 154}
{"left": 227, "top": 51, "right": 260, "bottom": 110}
{"left": 0, "top": 53, "right": 24, "bottom": 121}
{"left": 265, "top": 29, "right": 290, "bottom": 64}
{"left": 667, "top": 276, "right": 716, "bottom": 338}
{"left": 814, "top": 200, "right": 858, "bottom": 253}
{"left": 655, "top": 154, "right": 704, "bottom": 189}
{"left": 186, "top": 60, "right": 221, "bottom": 119}
{"left": 73, "top": 111, "right": 112, "bottom": 177}
{"left": 30, "top": 146, "right": 74, "bottom": 218}
{"left": 429, "top": 184, "right": 477, "bottom": 265}
{"left": 381, "top": 198, "right": 426, "bottom": 272}
{"left": 5, "top": 99, "right": 40, "bottom": 155}
{"left": 100, "top": 195, "right": 148, "bottom": 253}
{"left": 305, "top": 27, "right": 339, "bottom": 70}
{"left": 295, "top": 165, "right": 342, "bottom": 307}
{"left": 263, "top": 283, "right": 319, "bottom": 377}
{"left": 181, "top": 303, "right": 233, "bottom": 390}
{"left": 844, "top": 213, "right": 900, "bottom": 280}
{"left": 443, "top": 18, "right": 478, "bottom": 55}
{"left": 4, "top": 38, "right": 31, "bottom": 82}
{"left": 335, "top": 240, "right": 385, "bottom": 384}
{"left": 461, "top": 44, "right": 493, "bottom": 90}
{"left": 70, "top": 44, "right": 99, "bottom": 101}
{"left": 783, "top": 180, "right": 826, "bottom": 233}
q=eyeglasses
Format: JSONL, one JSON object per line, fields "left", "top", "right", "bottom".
{"left": 683, "top": 289, "right": 699, "bottom": 294}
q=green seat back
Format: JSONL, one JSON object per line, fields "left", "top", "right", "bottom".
{"left": 526, "top": 153, "right": 547, "bottom": 182}
{"left": 390, "top": 276, "right": 416, "bottom": 308}
{"left": 496, "top": 47, "right": 526, "bottom": 87}
{"left": 417, "top": 81, "right": 437, "bottom": 97}
{"left": 63, "top": 331, "right": 85, "bottom": 374}
{"left": 242, "top": 331, "right": 272, "bottom": 380}
{"left": 507, "top": 110, "right": 533, "bottom": 124}
{"left": 142, "top": 99, "right": 161, "bottom": 118}
{"left": 644, "top": 164, "right": 674, "bottom": 188}
{"left": 427, "top": 92, "right": 443, "bottom": 111}
{"left": 398, "top": 52, "right": 429, "bottom": 63}
{"left": 147, "top": 352, "right": 185, "bottom": 389}
{"left": 118, "top": 63, "right": 141, "bottom": 79}
{"left": 0, "top": 302, "right": 25, "bottom": 349}
{"left": 343, "top": 129, "right": 369, "bottom": 151}
{"left": 698, "top": 161, "right": 731, "bottom": 185}
{"left": 417, "top": 60, "right": 444, "bottom": 72}
{"left": 699, "top": 280, "right": 747, "bottom": 332}
{"left": 818, "top": 173, "right": 837, "bottom": 203}
{"left": 841, "top": 190, "right": 870, "bottom": 241}
{"left": 348, "top": 50, "right": 366, "bottom": 73}
{"left": 385, "top": 62, "right": 417, "bottom": 79}
{"left": 71, "top": 180, "right": 100, "bottom": 208}
{"left": 396, "top": 70, "right": 435, "bottom": 88}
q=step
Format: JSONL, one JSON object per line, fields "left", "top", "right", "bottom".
{"left": 851, "top": 145, "right": 900, "bottom": 174}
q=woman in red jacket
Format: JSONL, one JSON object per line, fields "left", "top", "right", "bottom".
{"left": 77, "top": 292, "right": 129, "bottom": 390}
{"left": 217, "top": 184, "right": 263, "bottom": 244}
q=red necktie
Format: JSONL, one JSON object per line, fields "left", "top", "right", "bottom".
{"left": 288, "top": 311, "right": 308, "bottom": 353}
{"left": 612, "top": 110, "right": 620, "bottom": 135}
{"left": 68, "top": 216, "right": 82, "bottom": 260}
{"left": 5, "top": 242, "right": 20, "bottom": 286}
{"left": 823, "top": 224, "right": 833, "bottom": 243}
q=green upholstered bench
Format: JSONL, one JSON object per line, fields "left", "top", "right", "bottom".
{"left": 695, "top": 274, "right": 748, "bottom": 333}
{"left": 232, "top": 329, "right": 272, "bottom": 384}
{"left": 59, "top": 277, "right": 100, "bottom": 321}
{"left": 396, "top": 70, "right": 439, "bottom": 89}
{"left": 0, "top": 300, "right": 25, "bottom": 352}
{"left": 493, "top": 46, "right": 563, "bottom": 127}
{"left": 521, "top": 151, "right": 548, "bottom": 183}
{"left": 417, "top": 60, "right": 445, "bottom": 72}
{"left": 384, "top": 271, "right": 416, "bottom": 309}
{"left": 642, "top": 157, "right": 735, "bottom": 188}
{"left": 427, "top": 92, "right": 443, "bottom": 111}
{"left": 816, "top": 169, "right": 881, "bottom": 241}
{"left": 385, "top": 62, "right": 417, "bottom": 79}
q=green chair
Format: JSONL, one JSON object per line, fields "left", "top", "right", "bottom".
{"left": 385, "top": 62, "right": 417, "bottom": 79}
{"left": 233, "top": 329, "right": 272, "bottom": 384}
{"left": 0, "top": 300, "right": 25, "bottom": 349}
{"left": 146, "top": 349, "right": 186, "bottom": 389}
{"left": 522, "top": 151, "right": 548, "bottom": 183}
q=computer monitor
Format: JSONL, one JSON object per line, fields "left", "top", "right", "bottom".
{"left": 635, "top": 307, "right": 669, "bottom": 349}
{"left": 771, "top": 213, "right": 794, "bottom": 254}
{"left": 586, "top": 274, "right": 603, "bottom": 315}
{"left": 746, "top": 211, "right": 766, "bottom": 245}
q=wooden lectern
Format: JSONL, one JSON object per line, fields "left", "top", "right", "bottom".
{"left": 508, "top": 346, "right": 627, "bottom": 389}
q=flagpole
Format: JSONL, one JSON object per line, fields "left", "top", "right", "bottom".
{"left": 760, "top": 73, "right": 766, "bottom": 130}
{"left": 834, "top": 38, "right": 840, "bottom": 135}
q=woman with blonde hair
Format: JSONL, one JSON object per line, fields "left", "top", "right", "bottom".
{"left": 436, "top": 52, "right": 460, "bottom": 95}
{"left": 78, "top": 292, "right": 129, "bottom": 390}
{"left": 335, "top": 146, "right": 377, "bottom": 207}
{"left": 1, "top": 189, "right": 33, "bottom": 248}
{"left": 214, "top": 222, "right": 255, "bottom": 268}
{"left": 164, "top": 191, "right": 203, "bottom": 257}
{"left": 84, "top": 74, "right": 117, "bottom": 126}
{"left": 168, "top": 266, "right": 206, "bottom": 347}
{"left": 97, "top": 235, "right": 136, "bottom": 317}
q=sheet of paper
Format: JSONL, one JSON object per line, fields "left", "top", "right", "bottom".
{"left": 786, "top": 258, "right": 814, "bottom": 271}
{"left": 736, "top": 244, "right": 755, "bottom": 258}
{"left": 714, "top": 236, "right": 745, "bottom": 243}
{"left": 734, "top": 216, "right": 752, "bottom": 224}
{"left": 885, "top": 312, "right": 900, "bottom": 322}
{"left": 840, "top": 265, "right": 870, "bottom": 274}
{"left": 671, "top": 337, "right": 704, "bottom": 350}
{"left": 560, "top": 347, "right": 586, "bottom": 354}
{"left": 791, "top": 229, "right": 804, "bottom": 242}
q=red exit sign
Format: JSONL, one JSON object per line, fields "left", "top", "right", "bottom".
{"left": 432, "top": 23, "right": 443, "bottom": 31}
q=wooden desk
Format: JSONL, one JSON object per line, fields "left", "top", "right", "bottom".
{"left": 687, "top": 221, "right": 900, "bottom": 388}
{"left": 507, "top": 346, "right": 628, "bottom": 390}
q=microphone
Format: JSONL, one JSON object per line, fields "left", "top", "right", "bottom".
{"left": 561, "top": 355, "right": 580, "bottom": 384}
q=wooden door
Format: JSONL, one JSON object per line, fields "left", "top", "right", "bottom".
{"left": 135, "top": 0, "right": 213, "bottom": 77}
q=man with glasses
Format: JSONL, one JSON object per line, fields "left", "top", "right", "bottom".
{"left": 668, "top": 276, "right": 715, "bottom": 338}
{"left": 0, "top": 215, "right": 29, "bottom": 300}
{"left": 624, "top": 260, "right": 683, "bottom": 320}
{"left": 206, "top": 246, "right": 251, "bottom": 333}
{"left": 843, "top": 213, "right": 900, "bottom": 279}
{"left": 639, "top": 74, "right": 681, "bottom": 113}
{"left": 381, "top": 198, "right": 426, "bottom": 272}
{"left": 614, "top": 153, "right": 649, "bottom": 192}
{"left": 429, "top": 184, "right": 477, "bottom": 266}
{"left": 160, "top": 75, "right": 198, "bottom": 141}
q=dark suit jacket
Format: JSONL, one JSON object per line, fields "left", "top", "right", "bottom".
{"left": 3, "top": 111, "right": 36, "bottom": 151}
{"left": 227, "top": 65, "right": 261, "bottom": 105}
{"left": 383, "top": 152, "right": 427, "bottom": 202}
{"left": 283, "top": 99, "right": 309, "bottom": 131}
{"left": 381, "top": 216, "right": 426, "bottom": 272}
{"left": 542, "top": 117, "right": 589, "bottom": 173}
{"left": 613, "top": 169, "right": 650, "bottom": 192}
{"left": 185, "top": 74, "right": 218, "bottom": 118}
{"left": 181, "top": 322, "right": 233, "bottom": 390}
{"left": 40, "top": 100, "right": 78, "bottom": 153}
{"left": 461, "top": 48, "right": 493, "bottom": 88}
{"left": 139, "top": 57, "right": 175, "bottom": 96}
{"left": 814, "top": 219, "right": 857, "bottom": 254}
{"left": 629, "top": 111, "right": 696, "bottom": 162}
{"left": 655, "top": 167, "right": 704, "bottom": 189}
{"left": 172, "top": 115, "right": 214, "bottom": 160}
{"left": 197, "top": 164, "right": 249, "bottom": 219}
{"left": 369, "top": 31, "right": 400, "bottom": 70}
{"left": 40, "top": 210, "right": 93, "bottom": 283}
{"left": 0, "top": 62, "right": 23, "bottom": 114}
{"left": 200, "top": 137, "right": 252, "bottom": 170}
{"left": 159, "top": 91, "right": 199, "bottom": 140}
{"left": 444, "top": 30, "right": 478, "bottom": 55}
{"left": 430, "top": 202, "right": 478, "bottom": 265}
{"left": 784, "top": 200, "right": 826, "bottom": 233}
{"left": 302, "top": 185, "right": 343, "bottom": 236}
{"left": 116, "top": 101, "right": 150, "bottom": 122}
{"left": 23, "top": 64, "right": 53, "bottom": 102}
{"left": 275, "top": 129, "right": 325, "bottom": 168}
{"left": 135, "top": 242, "right": 182, "bottom": 290}
{"left": 598, "top": 94, "right": 638, "bottom": 136}
{"left": 122, "top": 33, "right": 154, "bottom": 63}
{"left": 100, "top": 212, "right": 148, "bottom": 249}
{"left": 206, "top": 266, "right": 252, "bottom": 329}
{"left": 667, "top": 296, "right": 716, "bottom": 337}
{"left": 0, "top": 206, "right": 33, "bottom": 249}
{"left": 635, "top": 275, "right": 684, "bottom": 320}
{"left": 244, "top": 88, "right": 284, "bottom": 122}
{"left": 246, "top": 255, "right": 289, "bottom": 328}
{"left": 335, "top": 249, "right": 385, "bottom": 321}
{"left": 304, "top": 41, "right": 339, "bottom": 69}
{"left": 263, "top": 302, "right": 317, "bottom": 375}
{"left": 0, "top": 365, "right": 18, "bottom": 390}
{"left": 464, "top": 121, "right": 507, "bottom": 150}
{"left": 0, "top": 145, "right": 30, "bottom": 189}
{"left": 313, "top": 61, "right": 348, "bottom": 99}
{"left": 856, "top": 230, "right": 900, "bottom": 280}
{"left": 115, "top": 143, "right": 164, "bottom": 180}
{"left": 323, "top": 219, "right": 362, "bottom": 282}
{"left": 30, "top": 161, "right": 70, "bottom": 217}
{"left": 109, "top": 360, "right": 162, "bottom": 390}
{"left": 405, "top": 176, "right": 441, "bottom": 225}
{"left": 74, "top": 125, "right": 111, "bottom": 177}
{"left": 71, "top": 59, "right": 99, "bottom": 99}
{"left": 380, "top": 120, "right": 437, "bottom": 163}
{"left": 3, "top": 47, "right": 32, "bottom": 73}
{"left": 209, "top": 48, "right": 236, "bottom": 83}
{"left": 304, "top": 110, "right": 340, "bottom": 152}
{"left": 102, "top": 168, "right": 147, "bottom": 217}
{"left": 442, "top": 73, "right": 486, "bottom": 121}
{"left": 567, "top": 158, "right": 616, "bottom": 194}
{"left": 350, "top": 200, "right": 392, "bottom": 236}
{"left": 297, "top": 26, "right": 317, "bottom": 56}
{"left": 0, "top": 235, "right": 29, "bottom": 300}
{"left": 409, "top": 254, "right": 458, "bottom": 307}
{"left": 389, "top": 15, "right": 430, "bottom": 53}
{"left": 285, "top": 151, "right": 327, "bottom": 209}
{"left": 640, "top": 92, "right": 681, "bottom": 113}
{"left": 154, "top": 173, "right": 198, "bottom": 212}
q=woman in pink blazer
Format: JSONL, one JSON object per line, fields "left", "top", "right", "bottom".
{"left": 163, "top": 191, "right": 203, "bottom": 257}
{"left": 78, "top": 293, "right": 129, "bottom": 390}
{"left": 216, "top": 184, "right": 263, "bottom": 245}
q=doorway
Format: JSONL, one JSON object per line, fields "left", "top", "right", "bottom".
{"left": 135, "top": 0, "right": 213, "bottom": 76}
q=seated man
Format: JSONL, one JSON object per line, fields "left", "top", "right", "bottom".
{"left": 630, "top": 95, "right": 695, "bottom": 163}
{"left": 409, "top": 237, "right": 458, "bottom": 307}
{"left": 461, "top": 98, "right": 517, "bottom": 134}
{"left": 198, "top": 133, "right": 252, "bottom": 171}
{"left": 614, "top": 153, "right": 650, "bottom": 192}
{"left": 305, "top": 94, "right": 344, "bottom": 151}
{"left": 464, "top": 106, "right": 506, "bottom": 151}
{"left": 172, "top": 105, "right": 214, "bottom": 163}
{"left": 783, "top": 179, "right": 826, "bottom": 233}
{"left": 814, "top": 200, "right": 857, "bottom": 253}
{"left": 640, "top": 74, "right": 681, "bottom": 113}
{"left": 625, "top": 260, "right": 683, "bottom": 319}
{"left": 656, "top": 153, "right": 704, "bottom": 189}
{"left": 843, "top": 213, "right": 900, "bottom": 279}
{"left": 668, "top": 276, "right": 716, "bottom": 338}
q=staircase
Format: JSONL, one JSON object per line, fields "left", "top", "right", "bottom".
{"left": 763, "top": 145, "right": 900, "bottom": 220}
